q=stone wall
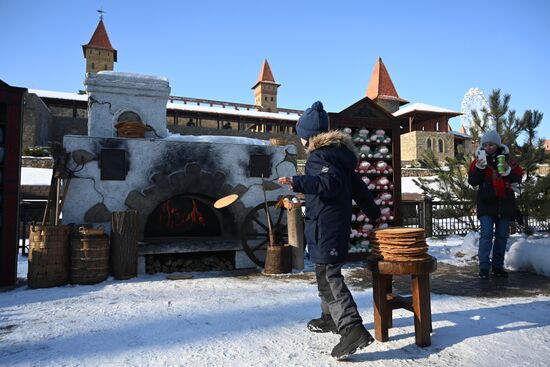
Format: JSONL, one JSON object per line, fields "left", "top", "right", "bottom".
{"left": 21, "top": 157, "right": 53, "bottom": 168}
{"left": 49, "top": 116, "right": 88, "bottom": 143}
{"left": 400, "top": 131, "right": 455, "bottom": 162}
{"left": 400, "top": 131, "right": 418, "bottom": 161}
{"left": 22, "top": 93, "right": 51, "bottom": 150}
{"left": 85, "top": 48, "right": 115, "bottom": 73}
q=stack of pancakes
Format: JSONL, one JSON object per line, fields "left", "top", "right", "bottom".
{"left": 370, "top": 227, "right": 430, "bottom": 261}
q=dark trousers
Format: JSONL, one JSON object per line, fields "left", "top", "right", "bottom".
{"left": 479, "top": 215, "right": 510, "bottom": 270}
{"left": 315, "top": 263, "right": 363, "bottom": 333}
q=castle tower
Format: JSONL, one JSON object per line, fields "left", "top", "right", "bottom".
{"left": 82, "top": 17, "right": 117, "bottom": 74}
{"left": 252, "top": 59, "right": 280, "bottom": 112}
{"left": 366, "top": 57, "right": 408, "bottom": 113}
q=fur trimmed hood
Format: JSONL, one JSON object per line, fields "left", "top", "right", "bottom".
{"left": 307, "top": 130, "right": 356, "bottom": 155}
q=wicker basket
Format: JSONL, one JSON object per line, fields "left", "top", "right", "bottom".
{"left": 70, "top": 234, "right": 109, "bottom": 285}
{"left": 28, "top": 224, "right": 71, "bottom": 288}
{"left": 269, "top": 137, "right": 289, "bottom": 146}
{"left": 115, "top": 121, "right": 148, "bottom": 138}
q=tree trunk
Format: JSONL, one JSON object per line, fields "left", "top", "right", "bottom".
{"left": 111, "top": 210, "right": 139, "bottom": 280}
{"left": 287, "top": 207, "right": 304, "bottom": 270}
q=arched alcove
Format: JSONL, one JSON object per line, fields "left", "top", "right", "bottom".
{"left": 144, "top": 195, "right": 222, "bottom": 238}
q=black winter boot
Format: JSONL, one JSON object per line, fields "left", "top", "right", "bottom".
{"left": 331, "top": 324, "right": 374, "bottom": 360}
{"left": 479, "top": 269, "right": 490, "bottom": 278}
{"left": 492, "top": 267, "right": 509, "bottom": 277}
{"left": 307, "top": 313, "right": 337, "bottom": 333}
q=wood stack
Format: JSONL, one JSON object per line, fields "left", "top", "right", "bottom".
{"left": 145, "top": 254, "right": 234, "bottom": 274}
{"left": 370, "top": 227, "right": 429, "bottom": 261}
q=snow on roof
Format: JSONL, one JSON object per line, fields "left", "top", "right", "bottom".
{"left": 28, "top": 89, "right": 299, "bottom": 121}
{"left": 166, "top": 101, "right": 299, "bottom": 121}
{"left": 393, "top": 102, "right": 461, "bottom": 117}
{"left": 28, "top": 89, "right": 88, "bottom": 101}
{"left": 165, "top": 133, "right": 269, "bottom": 145}
{"left": 449, "top": 130, "right": 471, "bottom": 139}
{"left": 97, "top": 71, "right": 169, "bottom": 82}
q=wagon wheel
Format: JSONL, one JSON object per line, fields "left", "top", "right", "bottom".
{"left": 240, "top": 201, "right": 288, "bottom": 267}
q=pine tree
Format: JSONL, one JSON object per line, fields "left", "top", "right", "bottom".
{"left": 417, "top": 89, "right": 549, "bottom": 232}
{"left": 511, "top": 109, "right": 549, "bottom": 226}
{"left": 414, "top": 150, "right": 478, "bottom": 230}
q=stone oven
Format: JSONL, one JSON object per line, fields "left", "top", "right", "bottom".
{"left": 61, "top": 72, "right": 297, "bottom": 269}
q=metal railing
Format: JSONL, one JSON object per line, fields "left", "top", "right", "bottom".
{"left": 400, "top": 199, "right": 549, "bottom": 236}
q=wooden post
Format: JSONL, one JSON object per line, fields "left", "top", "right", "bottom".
{"left": 423, "top": 196, "right": 433, "bottom": 237}
{"left": 412, "top": 273, "right": 432, "bottom": 347}
{"left": 111, "top": 210, "right": 139, "bottom": 280}
{"left": 287, "top": 207, "right": 304, "bottom": 270}
{"left": 372, "top": 272, "right": 390, "bottom": 342}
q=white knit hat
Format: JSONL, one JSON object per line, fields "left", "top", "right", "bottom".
{"left": 480, "top": 130, "right": 502, "bottom": 146}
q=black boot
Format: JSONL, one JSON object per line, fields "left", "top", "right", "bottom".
{"left": 492, "top": 267, "right": 509, "bottom": 277}
{"left": 331, "top": 324, "right": 374, "bottom": 360}
{"left": 479, "top": 269, "right": 490, "bottom": 278}
{"left": 307, "top": 313, "right": 337, "bottom": 333}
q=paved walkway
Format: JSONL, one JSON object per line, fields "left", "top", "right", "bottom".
{"left": 345, "top": 262, "right": 550, "bottom": 298}
{"left": 260, "top": 262, "right": 550, "bottom": 298}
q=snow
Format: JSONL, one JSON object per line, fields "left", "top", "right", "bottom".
{"left": 2, "top": 234, "right": 550, "bottom": 366}
{"left": 164, "top": 133, "right": 270, "bottom": 145}
{"left": 98, "top": 71, "right": 169, "bottom": 82}
{"left": 401, "top": 176, "right": 441, "bottom": 194}
{"left": 505, "top": 237, "right": 550, "bottom": 276}
{"left": 393, "top": 102, "right": 462, "bottom": 117}
{"left": 28, "top": 89, "right": 87, "bottom": 101}
{"left": 428, "top": 231, "right": 550, "bottom": 278}
{"left": 27, "top": 88, "right": 300, "bottom": 120}
{"left": 20, "top": 167, "right": 52, "bottom": 186}
{"left": 166, "top": 101, "right": 300, "bottom": 121}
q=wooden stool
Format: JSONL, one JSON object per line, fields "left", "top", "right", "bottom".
{"left": 366, "top": 256, "right": 437, "bottom": 347}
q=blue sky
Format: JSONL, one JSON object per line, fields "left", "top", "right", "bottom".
{"left": 1, "top": 0, "right": 549, "bottom": 139}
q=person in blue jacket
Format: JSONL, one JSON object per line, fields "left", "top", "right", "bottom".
{"left": 278, "top": 101, "right": 381, "bottom": 360}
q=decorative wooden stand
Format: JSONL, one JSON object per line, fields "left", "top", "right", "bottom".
{"left": 366, "top": 255, "right": 437, "bottom": 347}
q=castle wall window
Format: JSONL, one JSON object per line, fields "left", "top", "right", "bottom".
{"left": 438, "top": 139, "right": 444, "bottom": 153}
{"left": 270, "top": 97, "right": 274, "bottom": 102}
{"left": 92, "top": 62, "right": 95, "bottom": 69}
{"left": 426, "top": 138, "right": 432, "bottom": 150}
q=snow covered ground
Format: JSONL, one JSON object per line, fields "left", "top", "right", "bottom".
{"left": 2, "top": 234, "right": 550, "bottom": 366}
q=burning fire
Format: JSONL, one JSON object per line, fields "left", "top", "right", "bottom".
{"left": 158, "top": 199, "right": 206, "bottom": 229}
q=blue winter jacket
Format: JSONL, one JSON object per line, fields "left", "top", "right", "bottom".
{"left": 292, "top": 131, "right": 381, "bottom": 264}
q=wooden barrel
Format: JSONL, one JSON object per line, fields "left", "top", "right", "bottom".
{"left": 70, "top": 234, "right": 109, "bottom": 285}
{"left": 27, "top": 224, "right": 70, "bottom": 288}
{"left": 264, "top": 245, "right": 292, "bottom": 274}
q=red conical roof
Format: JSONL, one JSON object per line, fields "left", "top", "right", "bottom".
{"left": 252, "top": 59, "right": 280, "bottom": 89}
{"left": 258, "top": 59, "right": 276, "bottom": 82}
{"left": 366, "top": 57, "right": 408, "bottom": 105}
{"left": 82, "top": 19, "right": 117, "bottom": 61}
